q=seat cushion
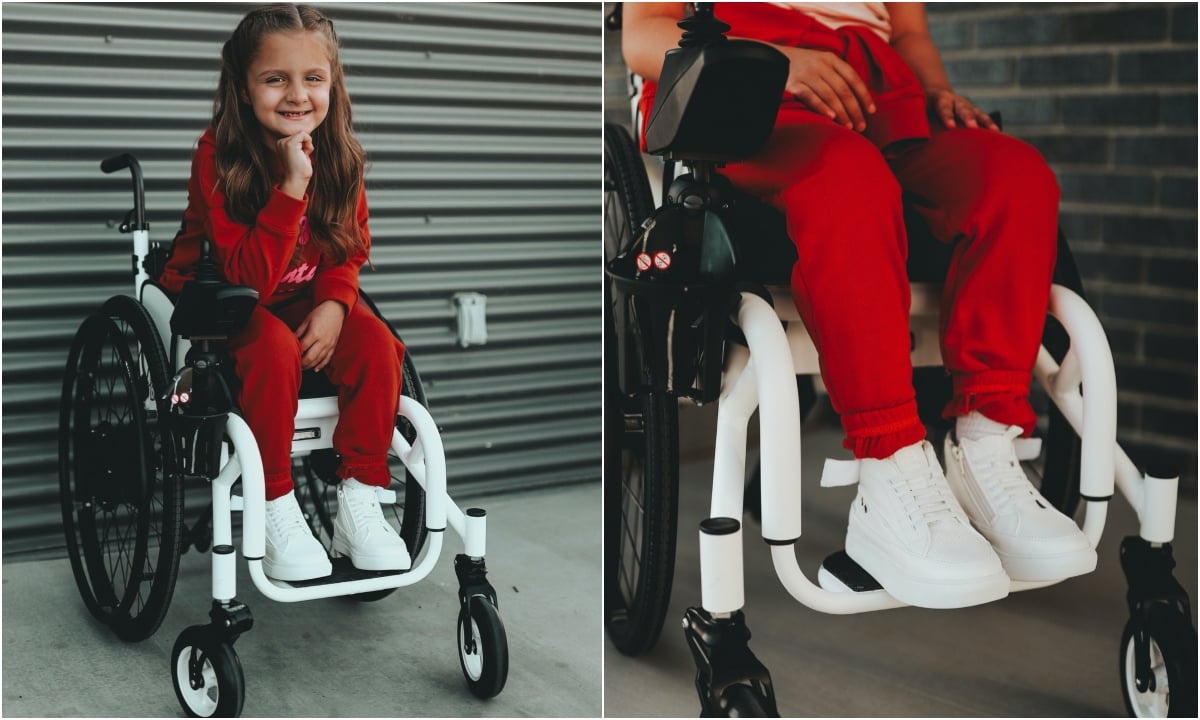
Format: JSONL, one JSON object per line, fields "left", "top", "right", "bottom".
{"left": 722, "top": 188, "right": 954, "bottom": 287}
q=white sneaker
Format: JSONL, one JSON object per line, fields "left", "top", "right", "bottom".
{"left": 944, "top": 427, "right": 1096, "bottom": 582}
{"left": 263, "top": 491, "right": 332, "bottom": 581}
{"left": 331, "top": 479, "right": 411, "bottom": 571}
{"left": 844, "top": 441, "right": 1010, "bottom": 609}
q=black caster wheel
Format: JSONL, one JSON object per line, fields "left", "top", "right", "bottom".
{"left": 457, "top": 596, "right": 509, "bottom": 699}
{"left": 1119, "top": 604, "right": 1197, "bottom": 717}
{"left": 718, "top": 684, "right": 774, "bottom": 718}
{"left": 171, "top": 626, "right": 245, "bottom": 718}
{"left": 59, "top": 295, "right": 183, "bottom": 642}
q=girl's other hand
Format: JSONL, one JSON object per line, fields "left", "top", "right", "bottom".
{"left": 781, "top": 46, "right": 876, "bottom": 131}
{"left": 278, "top": 131, "right": 314, "bottom": 199}
{"left": 927, "top": 88, "right": 999, "bottom": 131}
{"left": 295, "top": 300, "right": 345, "bottom": 371}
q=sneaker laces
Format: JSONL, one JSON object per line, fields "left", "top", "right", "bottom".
{"left": 891, "top": 467, "right": 961, "bottom": 529}
{"left": 267, "top": 495, "right": 313, "bottom": 544}
{"left": 341, "top": 484, "right": 396, "bottom": 536}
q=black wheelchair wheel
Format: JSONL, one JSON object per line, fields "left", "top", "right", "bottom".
{"left": 457, "top": 595, "right": 509, "bottom": 699}
{"left": 59, "top": 294, "right": 182, "bottom": 642}
{"left": 295, "top": 293, "right": 428, "bottom": 601}
{"left": 1119, "top": 603, "right": 1198, "bottom": 718}
{"left": 604, "top": 122, "right": 680, "bottom": 656}
{"left": 603, "top": 122, "right": 654, "bottom": 260}
{"left": 171, "top": 625, "right": 245, "bottom": 718}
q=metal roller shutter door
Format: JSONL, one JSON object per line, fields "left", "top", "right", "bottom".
{"left": 1, "top": 2, "right": 602, "bottom": 559}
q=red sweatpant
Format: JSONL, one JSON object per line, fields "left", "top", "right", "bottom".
{"left": 721, "top": 107, "right": 1060, "bottom": 459}
{"left": 227, "top": 297, "right": 405, "bottom": 500}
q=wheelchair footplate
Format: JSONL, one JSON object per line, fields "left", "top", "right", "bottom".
{"left": 816, "top": 551, "right": 885, "bottom": 594}
{"left": 283, "top": 557, "right": 408, "bottom": 588}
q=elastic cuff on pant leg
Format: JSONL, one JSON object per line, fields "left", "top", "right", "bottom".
{"left": 264, "top": 472, "right": 295, "bottom": 501}
{"left": 942, "top": 372, "right": 1036, "bottom": 436}
{"left": 336, "top": 457, "right": 391, "bottom": 488}
{"left": 841, "top": 398, "right": 927, "bottom": 460}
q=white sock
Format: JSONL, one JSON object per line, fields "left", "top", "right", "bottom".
{"left": 956, "top": 410, "right": 1009, "bottom": 442}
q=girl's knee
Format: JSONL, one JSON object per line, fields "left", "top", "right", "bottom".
{"left": 811, "top": 132, "right": 902, "bottom": 201}
{"left": 340, "top": 309, "right": 402, "bottom": 374}
{"left": 973, "top": 133, "right": 1060, "bottom": 206}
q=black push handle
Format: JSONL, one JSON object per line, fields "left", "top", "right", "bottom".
{"left": 101, "top": 153, "right": 147, "bottom": 232}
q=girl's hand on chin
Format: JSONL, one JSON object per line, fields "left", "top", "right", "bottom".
{"left": 278, "top": 131, "right": 314, "bottom": 199}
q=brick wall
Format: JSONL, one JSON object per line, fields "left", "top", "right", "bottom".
{"left": 928, "top": 3, "right": 1197, "bottom": 483}
{"left": 604, "top": 3, "right": 1197, "bottom": 484}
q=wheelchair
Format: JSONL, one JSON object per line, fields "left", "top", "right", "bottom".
{"left": 59, "top": 154, "right": 509, "bottom": 717}
{"left": 603, "top": 5, "right": 1195, "bottom": 717}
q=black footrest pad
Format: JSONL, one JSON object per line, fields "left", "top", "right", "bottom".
{"left": 284, "top": 557, "right": 406, "bottom": 588}
{"left": 822, "top": 550, "right": 883, "bottom": 592}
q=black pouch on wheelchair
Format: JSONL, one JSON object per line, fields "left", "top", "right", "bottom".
{"left": 607, "top": 204, "right": 738, "bottom": 404}
{"left": 645, "top": 39, "right": 788, "bottom": 162}
{"left": 167, "top": 365, "right": 235, "bottom": 477}
{"left": 167, "top": 264, "right": 259, "bottom": 476}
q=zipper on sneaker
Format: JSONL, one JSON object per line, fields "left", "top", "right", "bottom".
{"left": 953, "top": 443, "right": 995, "bottom": 522}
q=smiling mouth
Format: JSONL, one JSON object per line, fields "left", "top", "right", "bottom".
{"left": 280, "top": 111, "right": 311, "bottom": 119}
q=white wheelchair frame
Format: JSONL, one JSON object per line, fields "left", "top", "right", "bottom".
{"left": 607, "top": 4, "right": 1193, "bottom": 712}
{"left": 624, "top": 134, "right": 1191, "bottom": 718}
{"left": 699, "top": 283, "right": 1181, "bottom": 615}
{"left": 136, "top": 275, "right": 485, "bottom": 605}
{"left": 76, "top": 158, "right": 508, "bottom": 716}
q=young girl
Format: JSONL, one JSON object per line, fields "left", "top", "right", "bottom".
{"left": 161, "top": 4, "right": 408, "bottom": 581}
{"left": 623, "top": 3, "right": 1096, "bottom": 609}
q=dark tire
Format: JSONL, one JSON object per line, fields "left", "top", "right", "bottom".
{"left": 719, "top": 683, "right": 774, "bottom": 718}
{"left": 1119, "top": 604, "right": 1198, "bottom": 718}
{"left": 294, "top": 290, "right": 428, "bottom": 601}
{"left": 603, "top": 122, "right": 654, "bottom": 261}
{"left": 604, "top": 122, "right": 679, "bottom": 656}
{"left": 59, "top": 294, "right": 182, "bottom": 642}
{"left": 457, "top": 596, "right": 509, "bottom": 699}
{"left": 171, "top": 626, "right": 245, "bottom": 718}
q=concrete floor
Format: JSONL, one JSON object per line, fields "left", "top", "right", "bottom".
{"left": 605, "top": 403, "right": 1198, "bottom": 718}
{"left": 2, "top": 482, "right": 602, "bottom": 718}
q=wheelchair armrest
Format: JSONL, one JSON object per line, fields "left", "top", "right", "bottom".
{"left": 170, "top": 279, "right": 258, "bottom": 340}
{"left": 646, "top": 39, "right": 788, "bottom": 162}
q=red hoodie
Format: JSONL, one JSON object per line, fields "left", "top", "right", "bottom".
{"left": 160, "top": 127, "right": 367, "bottom": 312}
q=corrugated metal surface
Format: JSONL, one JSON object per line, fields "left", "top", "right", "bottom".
{"left": 1, "top": 2, "right": 602, "bottom": 559}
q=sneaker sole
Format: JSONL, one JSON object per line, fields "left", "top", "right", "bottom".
{"left": 845, "top": 530, "right": 1010, "bottom": 609}
{"left": 263, "top": 556, "right": 333, "bottom": 582}
{"left": 993, "top": 544, "right": 1097, "bottom": 582}
{"left": 331, "top": 538, "right": 411, "bottom": 572}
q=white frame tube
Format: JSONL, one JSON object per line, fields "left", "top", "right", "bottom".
{"left": 699, "top": 518, "right": 745, "bottom": 614}
{"left": 1033, "top": 285, "right": 1118, "bottom": 546}
{"left": 734, "top": 292, "right": 803, "bottom": 543}
{"left": 771, "top": 546, "right": 906, "bottom": 614}
{"left": 461, "top": 509, "right": 487, "bottom": 559}
{"left": 216, "top": 392, "right": 466, "bottom": 603}
{"left": 132, "top": 229, "right": 150, "bottom": 293}
{"left": 710, "top": 342, "right": 754, "bottom": 521}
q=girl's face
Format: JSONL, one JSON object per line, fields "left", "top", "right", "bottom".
{"left": 244, "top": 30, "right": 332, "bottom": 145}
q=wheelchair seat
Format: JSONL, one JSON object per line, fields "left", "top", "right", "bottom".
{"left": 719, "top": 184, "right": 956, "bottom": 287}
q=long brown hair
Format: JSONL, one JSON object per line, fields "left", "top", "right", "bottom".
{"left": 212, "top": 4, "right": 365, "bottom": 264}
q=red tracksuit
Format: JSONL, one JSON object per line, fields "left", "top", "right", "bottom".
{"left": 161, "top": 128, "right": 404, "bottom": 500}
{"left": 639, "top": 3, "right": 1059, "bottom": 459}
